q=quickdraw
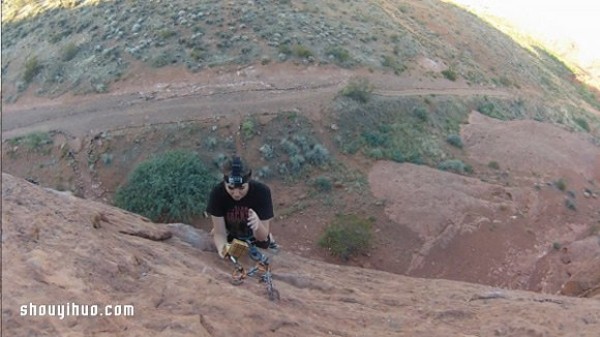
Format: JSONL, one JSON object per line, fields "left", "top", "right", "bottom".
{"left": 225, "top": 239, "right": 280, "bottom": 301}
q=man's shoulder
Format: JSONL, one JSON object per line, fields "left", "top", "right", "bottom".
{"left": 249, "top": 180, "right": 271, "bottom": 193}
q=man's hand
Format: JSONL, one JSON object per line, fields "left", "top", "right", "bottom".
{"left": 247, "top": 209, "right": 261, "bottom": 231}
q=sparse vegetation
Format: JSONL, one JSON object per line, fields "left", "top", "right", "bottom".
{"left": 446, "top": 134, "right": 463, "bottom": 149}
{"left": 340, "top": 78, "right": 373, "bottom": 103}
{"left": 441, "top": 68, "right": 458, "bottom": 81}
{"left": 488, "top": 161, "right": 500, "bottom": 170}
{"left": 241, "top": 117, "right": 256, "bottom": 140}
{"left": 8, "top": 131, "right": 52, "bottom": 152}
{"left": 318, "top": 214, "right": 373, "bottom": 261}
{"left": 326, "top": 46, "right": 351, "bottom": 66}
{"left": 381, "top": 55, "right": 405, "bottom": 75}
{"left": 565, "top": 198, "right": 576, "bottom": 211}
{"left": 23, "top": 55, "right": 41, "bottom": 83}
{"left": 554, "top": 178, "right": 567, "bottom": 191}
{"left": 114, "top": 151, "right": 216, "bottom": 222}
{"left": 61, "top": 42, "right": 79, "bottom": 62}
{"left": 438, "top": 159, "right": 472, "bottom": 174}
{"left": 292, "top": 44, "right": 313, "bottom": 59}
{"left": 312, "top": 176, "right": 333, "bottom": 192}
{"left": 573, "top": 117, "right": 590, "bottom": 132}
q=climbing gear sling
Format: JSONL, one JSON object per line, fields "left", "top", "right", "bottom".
{"left": 224, "top": 238, "right": 280, "bottom": 301}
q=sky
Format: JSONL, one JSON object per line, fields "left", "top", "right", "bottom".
{"left": 450, "top": 0, "right": 600, "bottom": 65}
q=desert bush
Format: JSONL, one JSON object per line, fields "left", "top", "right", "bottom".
{"left": 61, "top": 42, "right": 80, "bottom": 61}
{"left": 280, "top": 138, "right": 301, "bottom": 156}
{"left": 100, "top": 153, "right": 113, "bottom": 165}
{"left": 11, "top": 131, "right": 53, "bottom": 152}
{"left": 438, "top": 159, "right": 472, "bottom": 174}
{"left": 381, "top": 55, "right": 406, "bottom": 74}
{"left": 326, "top": 46, "right": 351, "bottom": 65}
{"left": 241, "top": 118, "right": 256, "bottom": 140}
{"left": 23, "top": 55, "right": 41, "bottom": 83}
{"left": 312, "top": 176, "right": 333, "bottom": 192}
{"left": 446, "top": 134, "right": 463, "bottom": 148}
{"left": 204, "top": 136, "right": 218, "bottom": 150}
{"left": 573, "top": 117, "right": 590, "bottom": 132}
{"left": 259, "top": 144, "right": 275, "bottom": 160}
{"left": 289, "top": 154, "right": 306, "bottom": 172}
{"left": 366, "top": 147, "right": 385, "bottom": 159}
{"left": 305, "top": 143, "right": 330, "bottom": 165}
{"left": 292, "top": 44, "right": 313, "bottom": 58}
{"left": 340, "top": 77, "right": 373, "bottom": 103}
{"left": 554, "top": 178, "right": 567, "bottom": 191}
{"left": 488, "top": 161, "right": 500, "bottom": 170}
{"left": 256, "top": 165, "right": 272, "bottom": 179}
{"left": 318, "top": 214, "right": 373, "bottom": 260}
{"left": 441, "top": 68, "right": 457, "bottom": 81}
{"left": 565, "top": 198, "right": 576, "bottom": 211}
{"left": 114, "top": 151, "right": 216, "bottom": 223}
{"left": 412, "top": 106, "right": 428, "bottom": 122}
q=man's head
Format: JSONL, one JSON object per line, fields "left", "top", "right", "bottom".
{"left": 222, "top": 155, "right": 252, "bottom": 201}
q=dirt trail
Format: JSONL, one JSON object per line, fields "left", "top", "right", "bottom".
{"left": 2, "top": 66, "right": 513, "bottom": 140}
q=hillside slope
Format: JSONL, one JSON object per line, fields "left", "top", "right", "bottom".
{"left": 2, "top": 172, "right": 600, "bottom": 337}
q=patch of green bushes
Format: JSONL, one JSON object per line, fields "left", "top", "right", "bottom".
{"left": 441, "top": 68, "right": 457, "bottom": 81}
{"left": 446, "top": 134, "right": 463, "bottom": 148}
{"left": 23, "top": 55, "right": 41, "bottom": 83}
{"left": 437, "top": 159, "right": 472, "bottom": 174}
{"left": 318, "top": 214, "right": 373, "bottom": 260}
{"left": 340, "top": 77, "right": 373, "bottom": 103}
{"left": 114, "top": 150, "right": 217, "bottom": 222}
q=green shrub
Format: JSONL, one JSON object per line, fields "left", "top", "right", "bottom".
{"left": 366, "top": 147, "right": 385, "bottom": 159}
{"left": 158, "top": 29, "right": 176, "bottom": 39}
{"left": 23, "top": 55, "right": 41, "bottom": 83}
{"left": 438, "top": 159, "right": 472, "bottom": 174}
{"left": 340, "top": 78, "right": 373, "bottom": 103}
{"left": 241, "top": 118, "right": 256, "bottom": 140}
{"left": 326, "top": 46, "right": 350, "bottom": 64}
{"left": 289, "top": 154, "right": 306, "bottom": 172}
{"left": 312, "top": 176, "right": 333, "bottom": 192}
{"left": 305, "top": 143, "right": 330, "bottom": 165}
{"left": 281, "top": 138, "right": 301, "bottom": 156}
{"left": 61, "top": 42, "right": 79, "bottom": 61}
{"left": 318, "top": 214, "right": 373, "bottom": 260}
{"left": 114, "top": 151, "right": 216, "bottom": 222}
{"left": 565, "top": 198, "right": 576, "bottom": 211}
{"left": 441, "top": 69, "right": 457, "bottom": 81}
{"left": 488, "top": 161, "right": 500, "bottom": 170}
{"left": 573, "top": 117, "right": 590, "bottom": 132}
{"left": 554, "top": 178, "right": 567, "bottom": 191}
{"left": 412, "top": 106, "right": 428, "bottom": 122}
{"left": 278, "top": 44, "right": 292, "bottom": 55}
{"left": 292, "top": 44, "right": 313, "bottom": 58}
{"left": 12, "top": 131, "right": 53, "bottom": 152}
{"left": 446, "top": 134, "right": 463, "bottom": 148}
{"left": 381, "top": 55, "right": 406, "bottom": 74}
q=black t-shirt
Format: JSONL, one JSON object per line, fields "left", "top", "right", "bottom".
{"left": 206, "top": 180, "right": 274, "bottom": 239}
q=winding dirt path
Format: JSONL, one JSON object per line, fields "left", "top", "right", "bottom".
{"left": 2, "top": 65, "right": 513, "bottom": 140}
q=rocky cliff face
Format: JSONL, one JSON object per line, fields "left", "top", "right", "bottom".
{"left": 2, "top": 173, "right": 600, "bottom": 336}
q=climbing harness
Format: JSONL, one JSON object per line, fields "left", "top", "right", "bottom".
{"left": 225, "top": 238, "right": 280, "bottom": 301}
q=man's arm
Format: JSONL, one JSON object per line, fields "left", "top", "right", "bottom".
{"left": 247, "top": 209, "right": 271, "bottom": 241}
{"left": 211, "top": 216, "right": 229, "bottom": 258}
